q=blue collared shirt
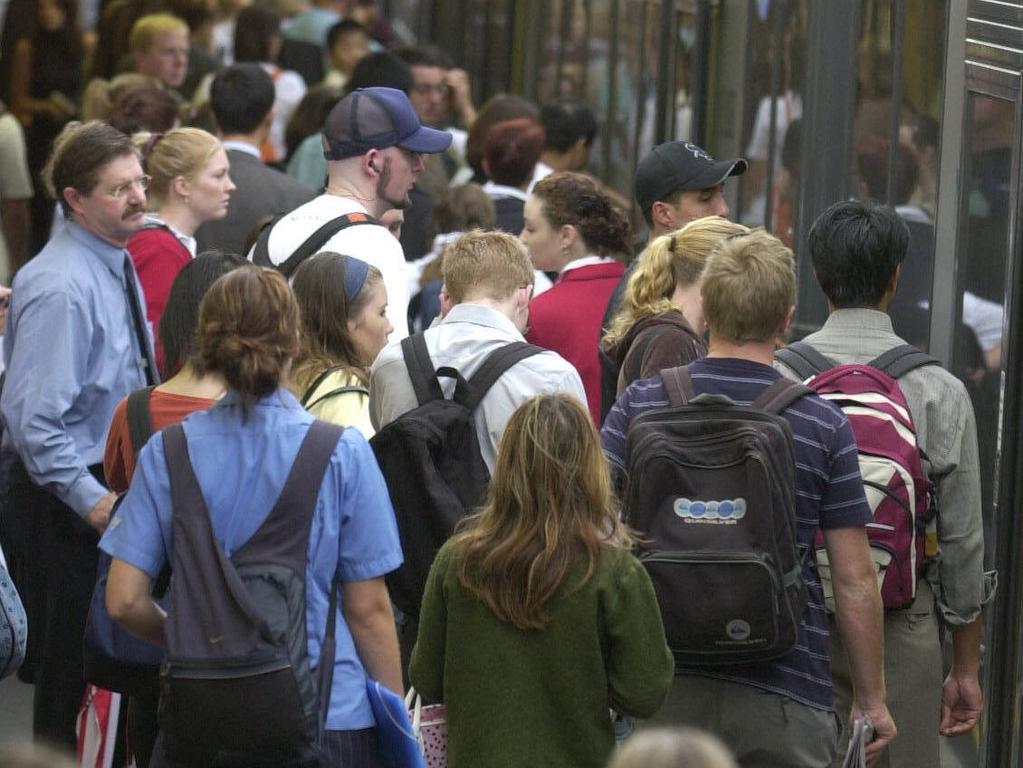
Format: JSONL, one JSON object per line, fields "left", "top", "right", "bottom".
{"left": 100, "top": 389, "right": 403, "bottom": 730}
{"left": 2, "top": 220, "right": 150, "bottom": 516}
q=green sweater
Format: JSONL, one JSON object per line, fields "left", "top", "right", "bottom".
{"left": 408, "top": 541, "right": 674, "bottom": 768}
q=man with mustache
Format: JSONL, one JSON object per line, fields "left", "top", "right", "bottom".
{"left": 250, "top": 86, "right": 451, "bottom": 341}
{"left": 0, "top": 121, "right": 157, "bottom": 748}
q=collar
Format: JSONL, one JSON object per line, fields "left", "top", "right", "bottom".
{"left": 216, "top": 387, "right": 302, "bottom": 410}
{"left": 144, "top": 214, "right": 197, "bottom": 257}
{"left": 481, "top": 180, "right": 529, "bottom": 201}
{"left": 822, "top": 308, "right": 897, "bottom": 335}
{"left": 223, "top": 139, "right": 261, "bottom": 158}
{"left": 561, "top": 255, "right": 614, "bottom": 275}
{"left": 65, "top": 219, "right": 128, "bottom": 276}
{"left": 440, "top": 303, "right": 523, "bottom": 338}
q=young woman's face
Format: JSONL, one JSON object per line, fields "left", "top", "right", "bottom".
{"left": 185, "top": 148, "right": 235, "bottom": 222}
{"left": 520, "top": 195, "right": 562, "bottom": 272}
{"left": 347, "top": 280, "right": 392, "bottom": 365}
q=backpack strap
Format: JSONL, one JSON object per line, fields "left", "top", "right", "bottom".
{"left": 300, "top": 365, "right": 346, "bottom": 406}
{"left": 868, "top": 344, "right": 941, "bottom": 379}
{"left": 752, "top": 378, "right": 813, "bottom": 415}
{"left": 463, "top": 342, "right": 544, "bottom": 412}
{"left": 305, "top": 385, "right": 370, "bottom": 412}
{"left": 660, "top": 365, "right": 697, "bottom": 407}
{"left": 253, "top": 212, "right": 379, "bottom": 278}
{"left": 126, "top": 385, "right": 157, "bottom": 456}
{"left": 401, "top": 333, "right": 444, "bottom": 406}
{"left": 774, "top": 341, "right": 834, "bottom": 381}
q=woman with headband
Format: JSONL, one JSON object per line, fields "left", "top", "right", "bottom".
{"left": 290, "top": 252, "right": 392, "bottom": 435}
{"left": 602, "top": 216, "right": 750, "bottom": 397}
{"left": 128, "top": 128, "right": 236, "bottom": 363}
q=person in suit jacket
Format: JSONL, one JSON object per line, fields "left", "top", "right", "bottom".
{"left": 196, "top": 63, "right": 315, "bottom": 256}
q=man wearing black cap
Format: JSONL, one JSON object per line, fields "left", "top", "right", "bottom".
{"left": 598, "top": 141, "right": 747, "bottom": 421}
{"left": 249, "top": 86, "right": 451, "bottom": 340}
{"left": 635, "top": 140, "right": 748, "bottom": 242}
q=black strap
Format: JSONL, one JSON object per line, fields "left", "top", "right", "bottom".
{"left": 750, "top": 377, "right": 813, "bottom": 414}
{"left": 253, "top": 212, "right": 380, "bottom": 278}
{"left": 305, "top": 385, "right": 369, "bottom": 412}
{"left": 463, "top": 342, "right": 543, "bottom": 411}
{"left": 868, "top": 344, "right": 941, "bottom": 379}
{"left": 300, "top": 365, "right": 347, "bottom": 407}
{"left": 126, "top": 385, "right": 157, "bottom": 456}
{"left": 123, "top": 256, "right": 159, "bottom": 386}
{"left": 401, "top": 333, "right": 443, "bottom": 406}
{"left": 660, "top": 365, "right": 697, "bottom": 407}
{"left": 774, "top": 341, "right": 834, "bottom": 380}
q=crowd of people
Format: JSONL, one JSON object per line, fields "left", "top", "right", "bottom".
{"left": 0, "top": 2, "right": 997, "bottom": 768}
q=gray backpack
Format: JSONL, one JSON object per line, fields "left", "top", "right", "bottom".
{"left": 159, "top": 420, "right": 343, "bottom": 767}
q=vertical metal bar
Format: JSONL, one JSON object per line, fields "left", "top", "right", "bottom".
{"left": 518, "top": 0, "right": 543, "bottom": 101}
{"left": 481, "top": 0, "right": 492, "bottom": 95}
{"left": 764, "top": 0, "right": 786, "bottom": 234}
{"left": 691, "top": 0, "right": 711, "bottom": 146}
{"left": 603, "top": 0, "right": 622, "bottom": 182}
{"left": 886, "top": 0, "right": 907, "bottom": 205}
{"left": 631, "top": 1, "right": 650, "bottom": 165}
{"left": 654, "top": 0, "right": 676, "bottom": 145}
{"left": 580, "top": 0, "right": 593, "bottom": 99}
{"left": 555, "top": 1, "right": 572, "bottom": 97}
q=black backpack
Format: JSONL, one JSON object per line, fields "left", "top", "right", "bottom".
{"left": 369, "top": 333, "right": 542, "bottom": 618}
{"left": 159, "top": 420, "right": 343, "bottom": 768}
{"left": 623, "top": 366, "right": 811, "bottom": 667}
{"left": 251, "top": 211, "right": 378, "bottom": 278}
{"left": 83, "top": 385, "right": 170, "bottom": 695}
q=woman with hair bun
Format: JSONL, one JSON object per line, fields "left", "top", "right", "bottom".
{"left": 101, "top": 265, "right": 404, "bottom": 766}
{"left": 128, "top": 127, "right": 236, "bottom": 358}
{"left": 410, "top": 393, "right": 673, "bottom": 768}
{"left": 521, "top": 172, "right": 629, "bottom": 424}
{"left": 602, "top": 216, "right": 750, "bottom": 396}
{"left": 291, "top": 252, "right": 392, "bottom": 435}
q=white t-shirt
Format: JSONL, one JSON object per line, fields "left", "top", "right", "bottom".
{"left": 0, "top": 112, "right": 33, "bottom": 280}
{"left": 248, "top": 194, "right": 409, "bottom": 339}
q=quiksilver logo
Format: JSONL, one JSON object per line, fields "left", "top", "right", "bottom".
{"left": 673, "top": 497, "right": 746, "bottom": 521}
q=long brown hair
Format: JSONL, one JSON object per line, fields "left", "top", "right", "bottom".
{"left": 452, "top": 394, "right": 633, "bottom": 630}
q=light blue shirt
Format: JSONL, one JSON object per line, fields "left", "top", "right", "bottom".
{"left": 282, "top": 6, "right": 340, "bottom": 47}
{"left": 2, "top": 220, "right": 150, "bottom": 515}
{"left": 100, "top": 388, "right": 403, "bottom": 730}
{"left": 287, "top": 133, "right": 328, "bottom": 190}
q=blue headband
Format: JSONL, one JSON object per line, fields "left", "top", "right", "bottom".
{"left": 343, "top": 256, "right": 370, "bottom": 302}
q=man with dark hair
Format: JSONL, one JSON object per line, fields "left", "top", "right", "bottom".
{"left": 776, "top": 199, "right": 992, "bottom": 767}
{"left": 535, "top": 99, "right": 598, "bottom": 179}
{"left": 1, "top": 120, "right": 157, "bottom": 747}
{"left": 323, "top": 19, "right": 370, "bottom": 90}
{"left": 196, "top": 64, "right": 314, "bottom": 255}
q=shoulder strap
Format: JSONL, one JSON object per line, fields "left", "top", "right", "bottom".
{"left": 275, "top": 213, "right": 379, "bottom": 278}
{"left": 752, "top": 378, "right": 813, "bottom": 415}
{"left": 660, "top": 365, "right": 696, "bottom": 407}
{"left": 775, "top": 341, "right": 834, "bottom": 380}
{"left": 463, "top": 342, "right": 543, "bottom": 412}
{"left": 126, "top": 385, "right": 157, "bottom": 457}
{"left": 305, "top": 384, "right": 370, "bottom": 412}
{"left": 300, "top": 365, "right": 346, "bottom": 407}
{"left": 401, "top": 333, "right": 443, "bottom": 406}
{"left": 868, "top": 344, "right": 941, "bottom": 379}
{"left": 250, "top": 212, "right": 288, "bottom": 268}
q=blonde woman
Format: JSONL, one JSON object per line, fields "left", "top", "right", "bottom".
{"left": 128, "top": 128, "right": 236, "bottom": 356}
{"left": 410, "top": 394, "right": 674, "bottom": 768}
{"left": 602, "top": 216, "right": 750, "bottom": 396}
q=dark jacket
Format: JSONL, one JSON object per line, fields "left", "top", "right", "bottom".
{"left": 604, "top": 310, "right": 707, "bottom": 398}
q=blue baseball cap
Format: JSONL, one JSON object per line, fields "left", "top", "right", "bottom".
{"left": 322, "top": 87, "right": 453, "bottom": 161}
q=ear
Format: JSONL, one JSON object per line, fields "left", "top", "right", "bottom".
{"left": 172, "top": 175, "right": 190, "bottom": 200}
{"left": 364, "top": 149, "right": 381, "bottom": 176}
{"left": 559, "top": 223, "right": 578, "bottom": 251}
{"left": 63, "top": 187, "right": 84, "bottom": 217}
{"left": 777, "top": 305, "right": 796, "bottom": 337}
{"left": 439, "top": 286, "right": 454, "bottom": 317}
{"left": 650, "top": 200, "right": 676, "bottom": 231}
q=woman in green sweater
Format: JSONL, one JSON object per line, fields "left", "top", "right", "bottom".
{"left": 409, "top": 393, "right": 674, "bottom": 768}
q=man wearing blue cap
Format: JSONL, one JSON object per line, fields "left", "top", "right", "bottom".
{"left": 251, "top": 86, "right": 452, "bottom": 341}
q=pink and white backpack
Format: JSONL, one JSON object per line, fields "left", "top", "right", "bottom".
{"left": 775, "top": 343, "right": 939, "bottom": 610}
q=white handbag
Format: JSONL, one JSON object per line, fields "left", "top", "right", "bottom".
{"left": 406, "top": 687, "right": 447, "bottom": 768}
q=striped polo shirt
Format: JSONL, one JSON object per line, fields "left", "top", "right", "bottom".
{"left": 600, "top": 356, "right": 871, "bottom": 711}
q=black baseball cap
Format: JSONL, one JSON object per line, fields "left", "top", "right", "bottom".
{"left": 322, "top": 86, "right": 452, "bottom": 161}
{"left": 635, "top": 141, "right": 748, "bottom": 213}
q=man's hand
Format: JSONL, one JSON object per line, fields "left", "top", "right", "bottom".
{"left": 851, "top": 702, "right": 897, "bottom": 766}
{"left": 446, "top": 68, "right": 476, "bottom": 124}
{"left": 85, "top": 491, "right": 117, "bottom": 533}
{"left": 940, "top": 672, "right": 983, "bottom": 736}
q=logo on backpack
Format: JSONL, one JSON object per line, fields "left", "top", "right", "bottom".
{"left": 673, "top": 497, "right": 747, "bottom": 523}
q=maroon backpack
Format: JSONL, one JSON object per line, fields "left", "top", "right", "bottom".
{"left": 775, "top": 343, "right": 938, "bottom": 609}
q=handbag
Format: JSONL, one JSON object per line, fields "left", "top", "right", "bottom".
{"left": 407, "top": 688, "right": 447, "bottom": 768}
{"left": 0, "top": 539, "right": 27, "bottom": 680}
{"left": 366, "top": 678, "right": 426, "bottom": 768}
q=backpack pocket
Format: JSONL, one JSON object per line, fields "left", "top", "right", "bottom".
{"left": 640, "top": 550, "right": 795, "bottom": 666}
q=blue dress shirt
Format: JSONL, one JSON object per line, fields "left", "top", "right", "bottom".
{"left": 2, "top": 220, "right": 151, "bottom": 516}
{"left": 100, "top": 388, "right": 403, "bottom": 731}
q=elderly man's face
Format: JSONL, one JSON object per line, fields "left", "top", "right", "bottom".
{"left": 67, "top": 154, "right": 149, "bottom": 247}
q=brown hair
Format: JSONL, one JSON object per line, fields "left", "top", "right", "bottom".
{"left": 531, "top": 172, "right": 630, "bottom": 257}
{"left": 603, "top": 216, "right": 749, "bottom": 347}
{"left": 483, "top": 118, "right": 545, "bottom": 188}
{"left": 42, "top": 121, "right": 140, "bottom": 217}
{"left": 701, "top": 230, "right": 795, "bottom": 343}
{"left": 134, "top": 127, "right": 222, "bottom": 208}
{"left": 290, "top": 252, "right": 383, "bottom": 391}
{"left": 198, "top": 266, "right": 299, "bottom": 403}
{"left": 441, "top": 230, "right": 534, "bottom": 305}
{"left": 453, "top": 394, "right": 633, "bottom": 630}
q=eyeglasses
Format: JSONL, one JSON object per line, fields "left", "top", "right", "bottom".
{"left": 107, "top": 175, "right": 151, "bottom": 199}
{"left": 412, "top": 83, "right": 449, "bottom": 96}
